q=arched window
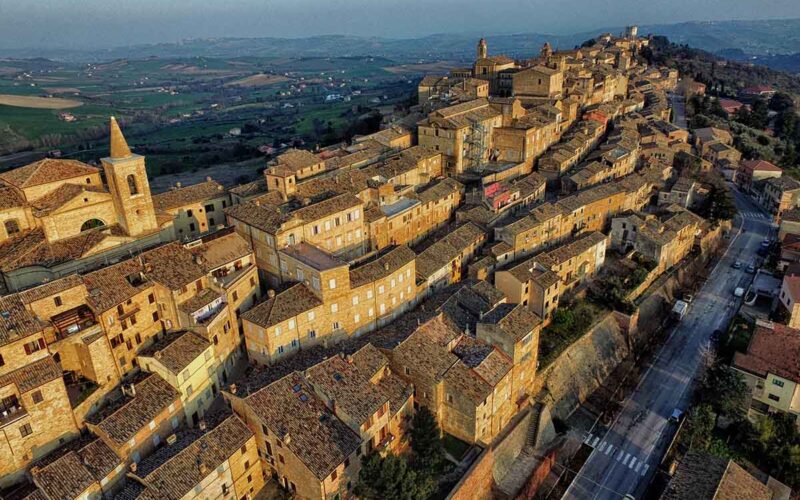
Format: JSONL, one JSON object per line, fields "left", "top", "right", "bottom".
{"left": 127, "top": 174, "right": 139, "bottom": 195}
{"left": 80, "top": 219, "right": 105, "bottom": 232}
{"left": 4, "top": 219, "right": 20, "bottom": 236}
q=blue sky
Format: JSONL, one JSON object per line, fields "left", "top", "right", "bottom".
{"left": 1, "top": 0, "right": 799, "bottom": 49}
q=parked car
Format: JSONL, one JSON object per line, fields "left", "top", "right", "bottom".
{"left": 761, "top": 239, "right": 771, "bottom": 248}
{"left": 683, "top": 294, "right": 694, "bottom": 304}
{"left": 733, "top": 260, "right": 742, "bottom": 269}
{"left": 734, "top": 287, "right": 745, "bottom": 298}
{"left": 746, "top": 263, "right": 756, "bottom": 273}
{"left": 669, "top": 408, "right": 684, "bottom": 423}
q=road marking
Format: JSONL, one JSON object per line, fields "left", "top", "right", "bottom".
{"left": 605, "top": 444, "right": 614, "bottom": 455}
{"left": 598, "top": 441, "right": 607, "bottom": 452}
{"left": 584, "top": 432, "right": 592, "bottom": 444}
{"left": 635, "top": 462, "right": 643, "bottom": 473}
{"left": 641, "top": 464, "right": 649, "bottom": 476}
{"left": 622, "top": 453, "right": 631, "bottom": 466}
{"left": 616, "top": 450, "right": 625, "bottom": 461}
{"left": 591, "top": 436, "right": 600, "bottom": 447}
{"left": 629, "top": 457, "right": 637, "bottom": 469}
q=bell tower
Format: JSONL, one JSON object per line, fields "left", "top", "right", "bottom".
{"left": 101, "top": 117, "right": 158, "bottom": 237}
{"left": 477, "top": 38, "right": 488, "bottom": 59}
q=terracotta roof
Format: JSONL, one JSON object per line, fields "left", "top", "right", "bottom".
{"left": 480, "top": 303, "right": 542, "bottom": 341}
{"left": 30, "top": 183, "right": 108, "bottom": 217}
{"left": 31, "top": 438, "right": 120, "bottom": 499}
{"left": 350, "top": 343, "right": 389, "bottom": 377}
{"left": 733, "top": 322, "right": 800, "bottom": 384}
{"left": 229, "top": 177, "right": 267, "bottom": 197}
{"left": 0, "top": 159, "right": 99, "bottom": 189}
{"left": 0, "top": 293, "right": 48, "bottom": 347}
{"left": 242, "top": 283, "right": 322, "bottom": 329}
{"left": 141, "top": 242, "right": 207, "bottom": 290}
{"left": 662, "top": 450, "right": 771, "bottom": 500}
{"left": 138, "top": 331, "right": 211, "bottom": 374}
{"left": 0, "top": 356, "right": 62, "bottom": 393}
{"left": 224, "top": 201, "right": 285, "bottom": 233}
{"left": 349, "top": 245, "right": 415, "bottom": 288}
{"left": 18, "top": 274, "right": 84, "bottom": 304}
{"left": 87, "top": 373, "right": 180, "bottom": 447}
{"left": 415, "top": 222, "right": 485, "bottom": 279}
{"left": 0, "top": 226, "right": 122, "bottom": 273}
{"left": 153, "top": 180, "right": 226, "bottom": 212}
{"left": 306, "top": 354, "right": 389, "bottom": 426}
{"left": 244, "top": 372, "right": 361, "bottom": 480}
{"left": 275, "top": 148, "right": 322, "bottom": 172}
{"left": 0, "top": 185, "right": 25, "bottom": 210}
{"left": 291, "top": 193, "right": 362, "bottom": 223}
{"left": 190, "top": 230, "right": 253, "bottom": 271}
{"left": 129, "top": 415, "right": 253, "bottom": 500}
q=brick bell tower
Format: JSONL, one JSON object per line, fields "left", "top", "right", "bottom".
{"left": 101, "top": 117, "right": 158, "bottom": 237}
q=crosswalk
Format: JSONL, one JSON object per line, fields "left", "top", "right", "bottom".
{"left": 739, "top": 210, "right": 771, "bottom": 221}
{"left": 583, "top": 432, "right": 650, "bottom": 477}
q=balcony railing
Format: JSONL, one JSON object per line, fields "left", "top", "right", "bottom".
{"left": 0, "top": 404, "right": 27, "bottom": 428}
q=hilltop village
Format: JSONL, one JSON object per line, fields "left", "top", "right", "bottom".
{"left": 0, "top": 27, "right": 745, "bottom": 500}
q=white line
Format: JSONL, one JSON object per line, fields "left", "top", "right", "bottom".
{"left": 641, "top": 464, "right": 649, "bottom": 476}
{"left": 635, "top": 462, "right": 643, "bottom": 473}
{"left": 605, "top": 444, "right": 614, "bottom": 455}
{"left": 598, "top": 441, "right": 607, "bottom": 452}
{"left": 616, "top": 450, "right": 625, "bottom": 461}
{"left": 584, "top": 432, "right": 592, "bottom": 444}
{"left": 591, "top": 436, "right": 600, "bottom": 447}
{"left": 622, "top": 453, "right": 631, "bottom": 466}
{"left": 629, "top": 457, "right": 637, "bottom": 469}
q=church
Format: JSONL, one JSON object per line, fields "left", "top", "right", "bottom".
{"left": 0, "top": 117, "right": 173, "bottom": 292}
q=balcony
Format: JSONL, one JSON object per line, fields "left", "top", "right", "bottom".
{"left": 0, "top": 398, "right": 27, "bottom": 428}
{"left": 50, "top": 305, "right": 99, "bottom": 341}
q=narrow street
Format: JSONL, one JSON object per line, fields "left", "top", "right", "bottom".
{"left": 562, "top": 189, "right": 773, "bottom": 499}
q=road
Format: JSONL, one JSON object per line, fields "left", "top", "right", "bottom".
{"left": 562, "top": 188, "right": 773, "bottom": 500}
{"left": 669, "top": 93, "right": 688, "bottom": 129}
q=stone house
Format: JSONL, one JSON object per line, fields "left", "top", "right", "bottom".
{"left": 153, "top": 178, "right": 231, "bottom": 240}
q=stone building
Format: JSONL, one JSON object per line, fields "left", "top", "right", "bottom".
{"left": 153, "top": 178, "right": 230, "bottom": 240}
{"left": 0, "top": 118, "right": 173, "bottom": 292}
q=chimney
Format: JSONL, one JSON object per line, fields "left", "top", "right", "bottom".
{"left": 199, "top": 420, "right": 207, "bottom": 431}
{"left": 166, "top": 434, "right": 177, "bottom": 445}
{"left": 303, "top": 198, "right": 311, "bottom": 206}
{"left": 130, "top": 462, "right": 138, "bottom": 472}
{"left": 267, "top": 289, "right": 276, "bottom": 299}
{"left": 230, "top": 383, "right": 238, "bottom": 394}
{"left": 176, "top": 182, "right": 182, "bottom": 189}
{"left": 384, "top": 262, "right": 390, "bottom": 271}
{"left": 206, "top": 176, "right": 212, "bottom": 182}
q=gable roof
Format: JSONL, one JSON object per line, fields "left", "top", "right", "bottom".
{"left": 153, "top": 179, "right": 226, "bottom": 212}
{"left": 733, "top": 322, "right": 800, "bottom": 384}
{"left": 0, "top": 159, "right": 99, "bottom": 189}
{"left": 242, "top": 283, "right": 322, "bottom": 329}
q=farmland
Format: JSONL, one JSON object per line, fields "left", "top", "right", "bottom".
{"left": 0, "top": 54, "right": 435, "bottom": 187}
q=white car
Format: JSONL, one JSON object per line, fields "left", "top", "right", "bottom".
{"left": 734, "top": 287, "right": 745, "bottom": 298}
{"left": 669, "top": 408, "right": 684, "bottom": 423}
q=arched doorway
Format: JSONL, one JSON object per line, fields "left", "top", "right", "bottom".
{"left": 80, "top": 219, "right": 106, "bottom": 232}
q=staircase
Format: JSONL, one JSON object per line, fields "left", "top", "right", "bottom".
{"left": 495, "top": 402, "right": 546, "bottom": 499}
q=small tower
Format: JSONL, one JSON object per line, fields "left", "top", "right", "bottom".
{"left": 101, "top": 117, "right": 158, "bottom": 237}
{"left": 625, "top": 25, "right": 638, "bottom": 40}
{"left": 540, "top": 42, "right": 553, "bottom": 63}
{"left": 477, "top": 38, "right": 488, "bottom": 60}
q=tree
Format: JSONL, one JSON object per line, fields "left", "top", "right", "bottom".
{"left": 410, "top": 406, "right": 444, "bottom": 470}
{"left": 697, "top": 363, "right": 748, "bottom": 420}
{"left": 355, "top": 453, "right": 436, "bottom": 500}
{"left": 769, "top": 92, "right": 796, "bottom": 112}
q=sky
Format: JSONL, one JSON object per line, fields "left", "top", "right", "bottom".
{"left": 1, "top": 0, "right": 800, "bottom": 50}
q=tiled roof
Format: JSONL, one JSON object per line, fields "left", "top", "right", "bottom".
{"left": 242, "top": 283, "right": 322, "bottom": 329}
{"left": 0, "top": 158, "right": 99, "bottom": 189}
{"left": 82, "top": 257, "right": 153, "bottom": 312}
{"left": 138, "top": 331, "right": 211, "bottom": 374}
{"left": 536, "top": 232, "right": 607, "bottom": 269}
{"left": 0, "top": 293, "right": 47, "bottom": 347}
{"left": 291, "top": 193, "right": 362, "bottom": 223}
{"left": 0, "top": 226, "right": 121, "bottom": 273}
{"left": 0, "top": 356, "right": 62, "bottom": 393}
{"left": 87, "top": 373, "right": 180, "bottom": 447}
{"left": 275, "top": 148, "right": 322, "bottom": 171}
{"left": 480, "top": 303, "right": 542, "bottom": 341}
{"left": 18, "top": 274, "right": 84, "bottom": 304}
{"left": 349, "top": 245, "right": 415, "bottom": 288}
{"left": 244, "top": 372, "right": 361, "bottom": 480}
{"left": 415, "top": 222, "right": 485, "bottom": 279}
{"left": 30, "top": 183, "right": 108, "bottom": 217}
{"left": 31, "top": 438, "right": 120, "bottom": 499}
{"left": 306, "top": 354, "right": 389, "bottom": 426}
{"left": 190, "top": 230, "right": 253, "bottom": 271}
{"left": 229, "top": 177, "right": 267, "bottom": 197}
{"left": 225, "top": 200, "right": 285, "bottom": 233}
{"left": 350, "top": 343, "right": 389, "bottom": 377}
{"left": 733, "top": 322, "right": 800, "bottom": 384}
{"left": 153, "top": 179, "right": 226, "bottom": 212}
{"left": 662, "top": 450, "right": 771, "bottom": 500}
{"left": 129, "top": 415, "right": 253, "bottom": 500}
{"left": 0, "top": 185, "right": 25, "bottom": 210}
{"left": 392, "top": 315, "right": 460, "bottom": 380}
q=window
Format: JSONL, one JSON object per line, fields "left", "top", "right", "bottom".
{"left": 352, "top": 296, "right": 359, "bottom": 305}
{"left": 769, "top": 394, "right": 781, "bottom": 402}
{"left": 233, "top": 291, "right": 239, "bottom": 301}
{"left": 773, "top": 379, "right": 785, "bottom": 388}
{"left": 333, "top": 322, "right": 340, "bottom": 330}
{"left": 329, "top": 278, "right": 337, "bottom": 289}
{"left": 331, "top": 469, "right": 338, "bottom": 481}
{"left": 331, "top": 303, "right": 338, "bottom": 313}
{"left": 275, "top": 326, "right": 282, "bottom": 336}
{"left": 368, "top": 308, "right": 374, "bottom": 317}
{"left": 127, "top": 174, "right": 139, "bottom": 195}
{"left": 308, "top": 311, "right": 315, "bottom": 321}
{"left": 288, "top": 319, "right": 295, "bottom": 329}
{"left": 187, "top": 209, "right": 194, "bottom": 217}
{"left": 265, "top": 442, "right": 273, "bottom": 456}
{"left": 0, "top": 354, "right": 4, "bottom": 367}
{"left": 278, "top": 346, "right": 284, "bottom": 354}
{"left": 54, "top": 296, "right": 62, "bottom": 307}
{"left": 205, "top": 203, "right": 215, "bottom": 213}
{"left": 23, "top": 338, "right": 45, "bottom": 355}
{"left": 354, "top": 314, "right": 361, "bottom": 323}
{"left": 31, "top": 391, "right": 43, "bottom": 404}
{"left": 378, "top": 285, "right": 385, "bottom": 294}
{"left": 367, "top": 290, "right": 373, "bottom": 299}
{"left": 312, "top": 277, "right": 320, "bottom": 290}
{"left": 291, "top": 339, "right": 298, "bottom": 348}
{"left": 278, "top": 454, "right": 285, "bottom": 464}
{"left": 309, "top": 330, "right": 316, "bottom": 338}
{"left": 19, "top": 423, "right": 32, "bottom": 437}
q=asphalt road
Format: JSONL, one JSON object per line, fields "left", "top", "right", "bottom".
{"left": 562, "top": 188, "right": 773, "bottom": 500}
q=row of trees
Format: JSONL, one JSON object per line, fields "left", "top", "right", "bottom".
{"left": 355, "top": 407, "right": 449, "bottom": 500}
